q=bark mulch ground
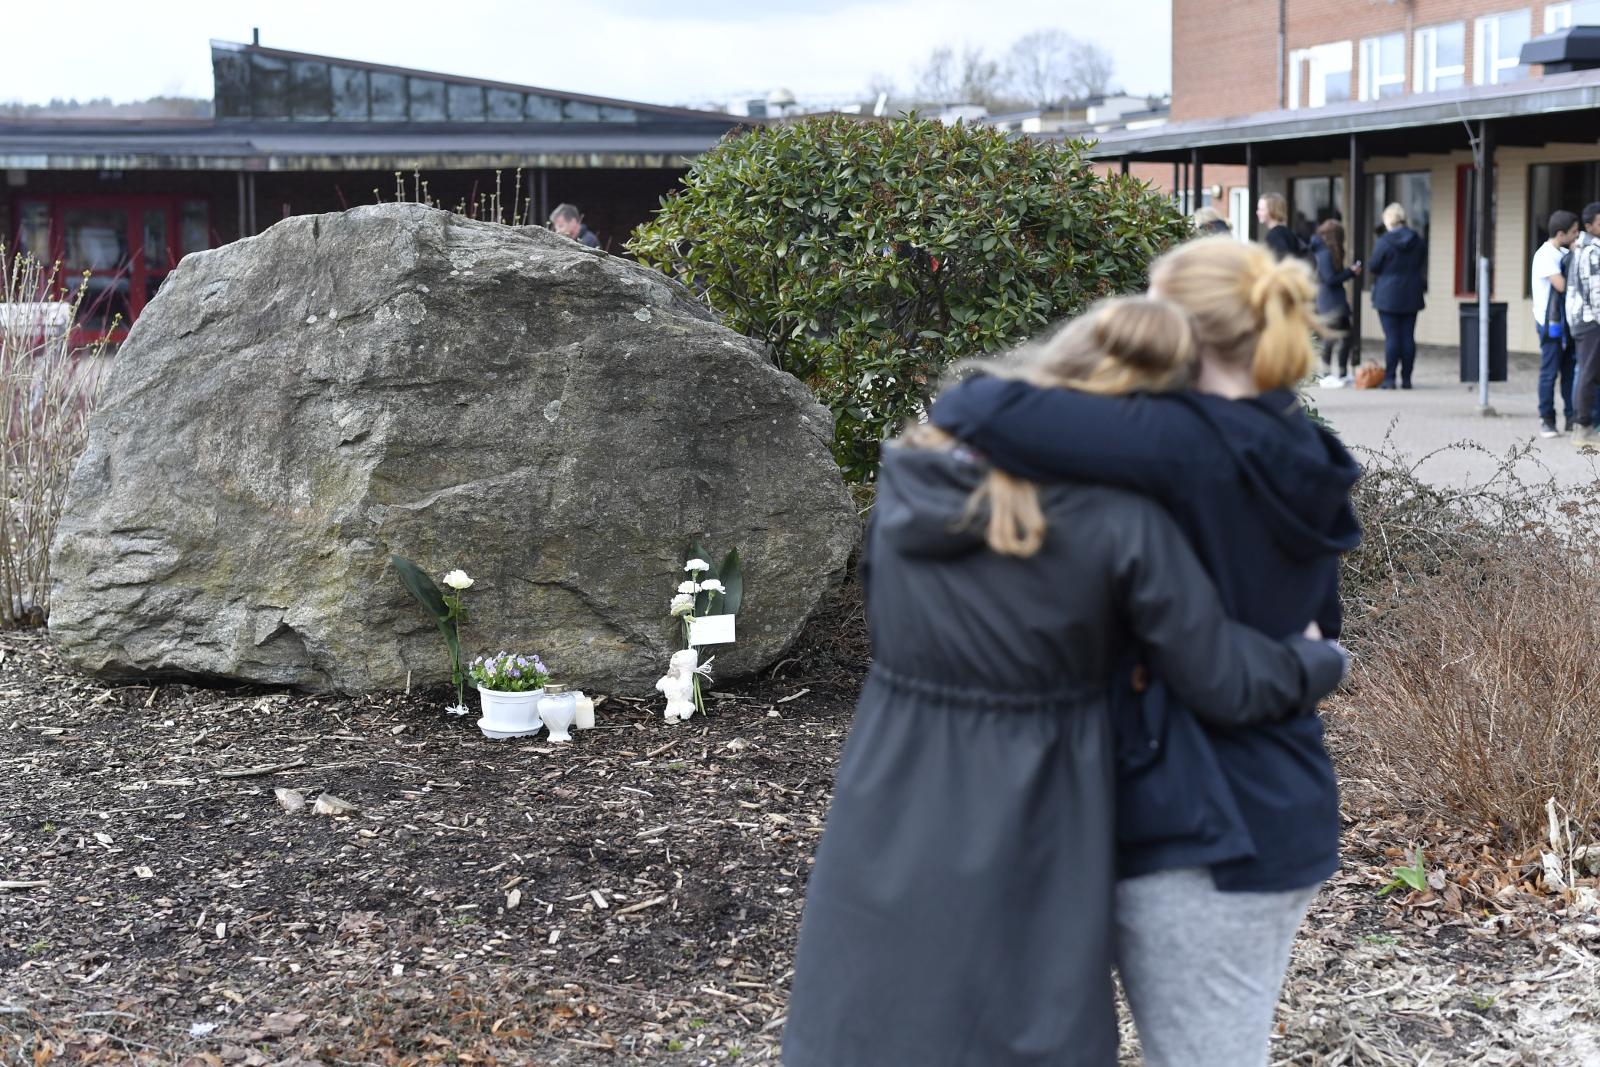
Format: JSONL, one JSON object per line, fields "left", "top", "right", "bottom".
{"left": 3, "top": 587, "right": 1597, "bottom": 1066}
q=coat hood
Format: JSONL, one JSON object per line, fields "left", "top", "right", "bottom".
{"left": 875, "top": 444, "right": 999, "bottom": 559}
{"left": 1180, "top": 392, "right": 1361, "bottom": 560}
{"left": 1383, "top": 226, "right": 1421, "bottom": 250}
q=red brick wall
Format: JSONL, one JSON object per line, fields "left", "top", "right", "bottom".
{"left": 1173, "top": 0, "right": 1566, "bottom": 121}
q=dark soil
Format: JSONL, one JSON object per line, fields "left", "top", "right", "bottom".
{"left": 3, "top": 580, "right": 1595, "bottom": 1066}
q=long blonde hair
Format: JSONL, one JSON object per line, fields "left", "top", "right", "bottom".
{"left": 1148, "top": 237, "right": 1319, "bottom": 392}
{"left": 905, "top": 295, "right": 1196, "bottom": 557}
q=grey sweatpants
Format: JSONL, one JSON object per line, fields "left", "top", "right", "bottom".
{"left": 1115, "top": 867, "right": 1319, "bottom": 1067}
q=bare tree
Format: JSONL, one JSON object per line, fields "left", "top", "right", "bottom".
{"left": 1066, "top": 38, "right": 1115, "bottom": 99}
{"left": 912, "top": 45, "right": 1014, "bottom": 109}
{"left": 1004, "top": 29, "right": 1117, "bottom": 107}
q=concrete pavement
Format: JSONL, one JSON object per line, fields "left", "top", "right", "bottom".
{"left": 1311, "top": 345, "right": 1600, "bottom": 490}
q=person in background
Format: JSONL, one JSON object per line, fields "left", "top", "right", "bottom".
{"left": 1531, "top": 209, "right": 1580, "bottom": 437}
{"left": 1192, "top": 206, "right": 1232, "bottom": 237}
{"left": 549, "top": 203, "right": 600, "bottom": 248}
{"left": 1256, "top": 193, "right": 1301, "bottom": 261}
{"left": 1310, "top": 218, "right": 1361, "bottom": 387}
{"left": 1366, "top": 202, "right": 1427, "bottom": 390}
{"left": 1565, "top": 203, "right": 1600, "bottom": 446}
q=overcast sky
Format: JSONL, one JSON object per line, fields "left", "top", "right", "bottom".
{"left": 0, "top": 0, "right": 1172, "bottom": 108}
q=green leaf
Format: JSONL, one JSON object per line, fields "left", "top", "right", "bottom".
{"left": 717, "top": 548, "right": 743, "bottom": 616}
{"left": 392, "top": 555, "right": 448, "bottom": 622}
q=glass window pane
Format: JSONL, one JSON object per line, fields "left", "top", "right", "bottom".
{"left": 1437, "top": 24, "right": 1465, "bottom": 68}
{"left": 1577, "top": 0, "right": 1600, "bottom": 24}
{"left": 525, "top": 94, "right": 562, "bottom": 121}
{"left": 289, "top": 61, "right": 332, "bottom": 119}
{"left": 181, "top": 201, "right": 209, "bottom": 255}
{"left": 1380, "top": 32, "right": 1404, "bottom": 70}
{"left": 447, "top": 83, "right": 485, "bottom": 121}
{"left": 370, "top": 72, "right": 407, "bottom": 120}
{"left": 213, "top": 48, "right": 252, "bottom": 119}
{"left": 142, "top": 208, "right": 168, "bottom": 271}
{"left": 17, "top": 202, "right": 49, "bottom": 261}
{"left": 66, "top": 274, "right": 131, "bottom": 333}
{"left": 408, "top": 78, "right": 446, "bottom": 121}
{"left": 486, "top": 89, "right": 522, "bottom": 121}
{"left": 598, "top": 105, "right": 637, "bottom": 122}
{"left": 331, "top": 66, "right": 368, "bottom": 119}
{"left": 250, "top": 54, "right": 289, "bottom": 118}
{"left": 1435, "top": 71, "right": 1465, "bottom": 90}
{"left": 562, "top": 99, "right": 600, "bottom": 121}
{"left": 63, "top": 208, "right": 130, "bottom": 273}
{"left": 1324, "top": 70, "right": 1350, "bottom": 104}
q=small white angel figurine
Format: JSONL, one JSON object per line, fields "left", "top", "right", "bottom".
{"left": 656, "top": 649, "right": 700, "bottom": 722}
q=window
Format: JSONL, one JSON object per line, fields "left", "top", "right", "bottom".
{"left": 10, "top": 195, "right": 213, "bottom": 341}
{"left": 1367, "top": 172, "right": 1431, "bottom": 288}
{"left": 1414, "top": 23, "right": 1467, "bottom": 92}
{"left": 1289, "top": 41, "right": 1353, "bottom": 108}
{"left": 1360, "top": 33, "right": 1406, "bottom": 100}
{"left": 1545, "top": 1, "right": 1600, "bottom": 31}
{"left": 1289, "top": 176, "right": 1346, "bottom": 243}
{"left": 1475, "top": 10, "right": 1531, "bottom": 84}
{"left": 1230, "top": 187, "right": 1251, "bottom": 243}
{"left": 1456, "top": 165, "right": 1497, "bottom": 295}
{"left": 1528, "top": 162, "right": 1600, "bottom": 293}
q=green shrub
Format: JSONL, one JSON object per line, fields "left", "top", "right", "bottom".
{"left": 628, "top": 115, "right": 1190, "bottom": 481}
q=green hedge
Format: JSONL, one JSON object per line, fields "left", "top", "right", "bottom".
{"left": 629, "top": 114, "right": 1190, "bottom": 481}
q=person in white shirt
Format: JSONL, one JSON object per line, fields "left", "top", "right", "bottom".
{"left": 1533, "top": 210, "right": 1580, "bottom": 437}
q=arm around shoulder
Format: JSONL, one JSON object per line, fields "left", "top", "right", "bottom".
{"left": 1115, "top": 502, "right": 1343, "bottom": 727}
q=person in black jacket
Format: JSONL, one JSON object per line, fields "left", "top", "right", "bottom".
{"left": 1257, "top": 192, "right": 1302, "bottom": 261}
{"left": 931, "top": 239, "right": 1360, "bottom": 1067}
{"left": 1366, "top": 201, "right": 1427, "bottom": 389}
{"left": 782, "top": 298, "right": 1348, "bottom": 1067}
{"left": 1311, "top": 218, "right": 1363, "bottom": 384}
{"left": 548, "top": 203, "right": 600, "bottom": 248}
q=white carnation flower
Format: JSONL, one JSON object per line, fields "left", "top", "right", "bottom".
{"left": 684, "top": 559, "right": 711, "bottom": 574}
{"left": 442, "top": 569, "right": 474, "bottom": 590}
{"left": 698, "top": 578, "right": 725, "bottom": 594}
{"left": 670, "top": 593, "right": 696, "bottom": 616}
{"left": 677, "top": 580, "right": 698, "bottom": 594}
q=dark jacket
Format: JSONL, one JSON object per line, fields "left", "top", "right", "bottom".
{"left": 782, "top": 445, "right": 1345, "bottom": 1067}
{"left": 930, "top": 380, "right": 1362, "bottom": 892}
{"left": 1311, "top": 234, "right": 1354, "bottom": 319}
{"left": 577, "top": 225, "right": 600, "bottom": 248}
{"left": 1367, "top": 225, "right": 1427, "bottom": 313}
{"left": 1265, "top": 223, "right": 1304, "bottom": 261}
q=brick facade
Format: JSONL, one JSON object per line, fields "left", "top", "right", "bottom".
{"left": 1174, "top": 0, "right": 1570, "bottom": 120}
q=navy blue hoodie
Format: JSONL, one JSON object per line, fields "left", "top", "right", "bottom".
{"left": 930, "top": 378, "right": 1362, "bottom": 891}
{"left": 1367, "top": 226, "right": 1427, "bottom": 314}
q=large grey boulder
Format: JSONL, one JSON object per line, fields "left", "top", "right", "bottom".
{"left": 50, "top": 203, "right": 857, "bottom": 694}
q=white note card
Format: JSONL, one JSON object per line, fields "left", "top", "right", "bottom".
{"left": 689, "top": 614, "right": 736, "bottom": 646}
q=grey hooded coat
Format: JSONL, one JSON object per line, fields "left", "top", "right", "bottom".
{"left": 781, "top": 444, "right": 1345, "bottom": 1067}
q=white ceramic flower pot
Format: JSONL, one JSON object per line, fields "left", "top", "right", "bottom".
{"left": 538, "top": 686, "right": 578, "bottom": 743}
{"left": 477, "top": 685, "right": 544, "bottom": 739}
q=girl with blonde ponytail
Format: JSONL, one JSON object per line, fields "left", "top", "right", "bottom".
{"left": 931, "top": 235, "right": 1363, "bottom": 1067}
{"left": 782, "top": 295, "right": 1348, "bottom": 1067}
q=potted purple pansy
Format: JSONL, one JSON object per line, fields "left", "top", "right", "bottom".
{"left": 470, "top": 651, "right": 551, "bottom": 739}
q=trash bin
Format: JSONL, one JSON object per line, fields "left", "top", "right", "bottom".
{"left": 1458, "top": 301, "right": 1507, "bottom": 383}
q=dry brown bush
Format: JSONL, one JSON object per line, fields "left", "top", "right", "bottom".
{"left": 0, "top": 247, "right": 110, "bottom": 626}
{"left": 1335, "top": 440, "right": 1600, "bottom": 850}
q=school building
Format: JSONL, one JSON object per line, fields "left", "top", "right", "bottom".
{"left": 0, "top": 37, "right": 746, "bottom": 343}
{"left": 1093, "top": 0, "right": 1600, "bottom": 354}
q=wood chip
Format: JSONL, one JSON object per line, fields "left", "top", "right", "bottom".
{"left": 312, "top": 792, "right": 358, "bottom": 816}
{"left": 218, "top": 758, "right": 306, "bottom": 779}
{"left": 613, "top": 894, "right": 669, "bottom": 917}
{"left": 0, "top": 880, "right": 48, "bottom": 890}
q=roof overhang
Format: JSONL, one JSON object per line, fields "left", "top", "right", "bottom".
{"left": 0, "top": 121, "right": 741, "bottom": 171}
{"left": 1080, "top": 68, "right": 1600, "bottom": 164}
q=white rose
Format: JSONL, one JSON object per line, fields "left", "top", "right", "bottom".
{"left": 699, "top": 578, "right": 725, "bottom": 594}
{"left": 677, "top": 580, "right": 698, "bottom": 594}
{"left": 442, "top": 569, "right": 474, "bottom": 590}
{"left": 684, "top": 559, "right": 711, "bottom": 574}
